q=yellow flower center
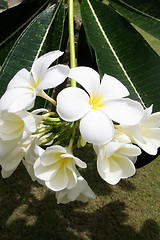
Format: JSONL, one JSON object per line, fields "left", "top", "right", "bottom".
{"left": 89, "top": 94, "right": 104, "bottom": 110}
{"left": 31, "top": 78, "right": 40, "bottom": 90}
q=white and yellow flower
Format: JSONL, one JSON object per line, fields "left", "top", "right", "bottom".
{"left": 94, "top": 141, "right": 141, "bottom": 185}
{"left": 0, "top": 51, "right": 69, "bottom": 112}
{"left": 34, "top": 145, "right": 87, "bottom": 191}
{"left": 57, "top": 67, "right": 144, "bottom": 145}
{"left": 118, "top": 106, "right": 160, "bottom": 155}
{"left": 0, "top": 110, "right": 41, "bottom": 159}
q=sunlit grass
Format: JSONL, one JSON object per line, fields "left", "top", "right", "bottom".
{"left": 0, "top": 144, "right": 160, "bottom": 240}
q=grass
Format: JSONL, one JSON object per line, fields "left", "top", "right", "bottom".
{"left": 0, "top": 144, "right": 160, "bottom": 240}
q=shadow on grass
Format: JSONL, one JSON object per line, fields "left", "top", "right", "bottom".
{"left": 0, "top": 162, "right": 159, "bottom": 240}
{"left": 0, "top": 191, "right": 159, "bottom": 240}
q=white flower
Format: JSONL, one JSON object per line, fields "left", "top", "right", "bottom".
{"left": 34, "top": 145, "right": 87, "bottom": 191}
{"left": 56, "top": 172, "right": 96, "bottom": 204}
{"left": 23, "top": 138, "right": 44, "bottom": 182}
{"left": 0, "top": 136, "right": 39, "bottom": 178}
{"left": 113, "top": 130, "right": 137, "bottom": 164}
{"left": 57, "top": 67, "right": 144, "bottom": 145}
{"left": 0, "top": 110, "right": 41, "bottom": 159}
{"left": 118, "top": 106, "right": 160, "bottom": 155}
{"left": 0, "top": 51, "right": 69, "bottom": 112}
{"left": 95, "top": 141, "right": 141, "bottom": 185}
{"left": 0, "top": 145, "right": 25, "bottom": 178}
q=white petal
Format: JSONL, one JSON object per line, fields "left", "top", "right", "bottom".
{"left": 7, "top": 68, "right": 35, "bottom": 90}
{"left": 40, "top": 145, "right": 66, "bottom": 166}
{"left": 68, "top": 67, "right": 100, "bottom": 97}
{"left": 56, "top": 189, "right": 69, "bottom": 204}
{"left": 104, "top": 98, "right": 144, "bottom": 125}
{"left": 60, "top": 153, "right": 75, "bottom": 159}
{"left": 136, "top": 134, "right": 160, "bottom": 155}
{"left": 118, "top": 124, "right": 145, "bottom": 145}
{"left": 67, "top": 176, "right": 86, "bottom": 200}
{"left": 57, "top": 87, "right": 91, "bottom": 121}
{"left": 0, "top": 146, "right": 24, "bottom": 171}
{"left": 0, "top": 139, "right": 19, "bottom": 159}
{"left": 66, "top": 160, "right": 77, "bottom": 189}
{"left": 66, "top": 169, "right": 77, "bottom": 190}
{"left": 116, "top": 144, "right": 141, "bottom": 157}
{"left": 31, "top": 108, "right": 48, "bottom": 115}
{"left": 61, "top": 153, "right": 87, "bottom": 169}
{"left": 77, "top": 177, "right": 96, "bottom": 200}
{"left": 114, "top": 129, "right": 131, "bottom": 143}
{"left": 37, "top": 65, "right": 69, "bottom": 90}
{"left": 129, "top": 156, "right": 137, "bottom": 164}
{"left": 112, "top": 155, "right": 136, "bottom": 179}
{"left": 80, "top": 109, "right": 114, "bottom": 145}
{"left": 34, "top": 158, "right": 58, "bottom": 181}
{"left": 1, "top": 168, "right": 15, "bottom": 178}
{"left": 46, "top": 163, "right": 69, "bottom": 191}
{"left": 99, "top": 74, "right": 129, "bottom": 101}
{"left": 0, "top": 88, "right": 35, "bottom": 112}
{"left": 41, "top": 151, "right": 61, "bottom": 166}
{"left": 143, "top": 129, "right": 160, "bottom": 150}
{"left": 56, "top": 175, "right": 95, "bottom": 203}
{"left": 93, "top": 145, "right": 99, "bottom": 155}
{"left": 73, "top": 157, "right": 87, "bottom": 168}
{"left": 18, "top": 111, "right": 41, "bottom": 134}
{"left": 106, "top": 142, "right": 121, "bottom": 158}
{"left": 141, "top": 105, "right": 152, "bottom": 124}
{"left": 97, "top": 156, "right": 122, "bottom": 185}
{"left": 143, "top": 112, "right": 160, "bottom": 128}
{"left": 0, "top": 111, "right": 24, "bottom": 141}
{"left": 136, "top": 135, "right": 159, "bottom": 155}
{"left": 31, "top": 51, "right": 63, "bottom": 81}
{"left": 25, "top": 140, "right": 44, "bottom": 165}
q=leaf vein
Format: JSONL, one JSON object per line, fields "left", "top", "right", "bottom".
{"left": 87, "top": 0, "right": 146, "bottom": 108}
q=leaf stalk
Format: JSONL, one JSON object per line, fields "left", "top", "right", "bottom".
{"left": 69, "top": 0, "right": 76, "bottom": 87}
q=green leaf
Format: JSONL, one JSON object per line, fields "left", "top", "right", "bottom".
{"left": 0, "top": 0, "right": 65, "bottom": 109}
{"left": 112, "top": 0, "right": 160, "bottom": 19}
{"left": 77, "top": 24, "right": 98, "bottom": 71}
{"left": 81, "top": 0, "right": 160, "bottom": 112}
{"left": 40, "top": 1, "right": 65, "bottom": 58}
{"left": 0, "top": 0, "right": 7, "bottom": 9}
{"left": 0, "top": 0, "right": 50, "bottom": 65}
{"left": 108, "top": 0, "right": 160, "bottom": 54}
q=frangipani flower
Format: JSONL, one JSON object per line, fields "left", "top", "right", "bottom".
{"left": 34, "top": 145, "right": 87, "bottom": 191}
{"left": 118, "top": 106, "right": 160, "bottom": 155}
{"left": 0, "top": 110, "right": 41, "bottom": 159}
{"left": 0, "top": 136, "right": 40, "bottom": 178}
{"left": 113, "top": 130, "right": 137, "bottom": 164}
{"left": 56, "top": 172, "right": 96, "bottom": 204}
{"left": 0, "top": 51, "right": 69, "bottom": 112}
{"left": 57, "top": 67, "right": 144, "bottom": 145}
{"left": 23, "top": 138, "right": 45, "bottom": 183}
{"left": 95, "top": 141, "right": 141, "bottom": 185}
{"left": 0, "top": 144, "right": 25, "bottom": 178}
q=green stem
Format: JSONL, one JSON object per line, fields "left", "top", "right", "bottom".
{"left": 42, "top": 112, "right": 56, "bottom": 118}
{"left": 38, "top": 90, "right": 57, "bottom": 106}
{"left": 69, "top": 0, "right": 76, "bottom": 87}
{"left": 68, "top": 122, "right": 76, "bottom": 151}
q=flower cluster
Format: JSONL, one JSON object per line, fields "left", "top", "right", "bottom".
{"left": 0, "top": 51, "right": 160, "bottom": 204}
